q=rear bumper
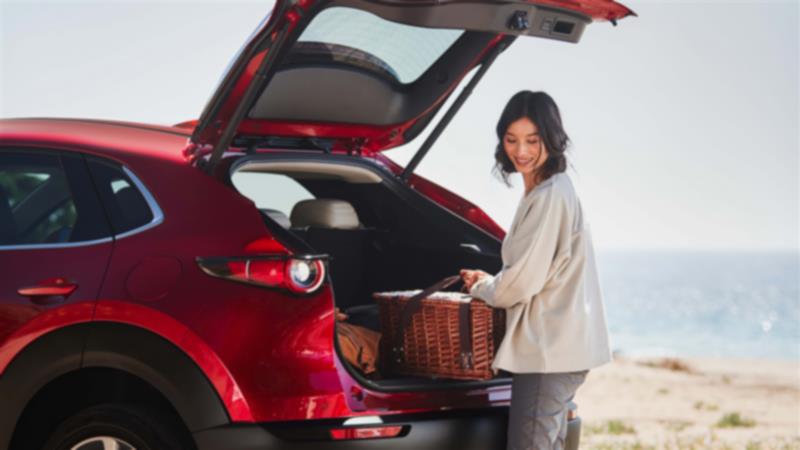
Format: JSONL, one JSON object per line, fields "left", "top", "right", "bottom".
{"left": 193, "top": 408, "right": 582, "bottom": 450}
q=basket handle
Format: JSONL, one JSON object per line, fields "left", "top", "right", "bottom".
{"left": 397, "top": 274, "right": 475, "bottom": 370}
{"left": 399, "top": 274, "right": 462, "bottom": 331}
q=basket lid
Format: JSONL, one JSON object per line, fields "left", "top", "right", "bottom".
{"left": 373, "top": 290, "right": 472, "bottom": 303}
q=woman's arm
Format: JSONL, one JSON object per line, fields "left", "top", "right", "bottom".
{"left": 469, "top": 186, "right": 569, "bottom": 309}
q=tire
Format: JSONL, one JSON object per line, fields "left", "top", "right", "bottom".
{"left": 42, "top": 404, "right": 188, "bottom": 450}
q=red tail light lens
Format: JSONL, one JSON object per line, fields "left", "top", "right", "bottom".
{"left": 329, "top": 426, "right": 404, "bottom": 440}
{"left": 196, "top": 254, "right": 328, "bottom": 295}
{"left": 247, "top": 259, "right": 285, "bottom": 286}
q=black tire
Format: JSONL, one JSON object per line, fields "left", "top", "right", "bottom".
{"left": 42, "top": 404, "right": 188, "bottom": 450}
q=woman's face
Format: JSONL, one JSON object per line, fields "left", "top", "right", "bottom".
{"left": 503, "top": 117, "right": 549, "bottom": 176}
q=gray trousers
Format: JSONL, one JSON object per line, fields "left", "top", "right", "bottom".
{"left": 506, "top": 370, "right": 589, "bottom": 450}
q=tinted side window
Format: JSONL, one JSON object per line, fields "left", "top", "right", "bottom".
{"left": 86, "top": 158, "right": 154, "bottom": 235}
{"left": 0, "top": 151, "right": 110, "bottom": 245}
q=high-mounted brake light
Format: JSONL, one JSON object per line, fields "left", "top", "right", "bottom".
{"left": 196, "top": 254, "right": 328, "bottom": 295}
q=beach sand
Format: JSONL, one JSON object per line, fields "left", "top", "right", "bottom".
{"left": 574, "top": 356, "right": 800, "bottom": 449}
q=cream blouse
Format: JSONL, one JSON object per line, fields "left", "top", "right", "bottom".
{"left": 469, "top": 172, "right": 612, "bottom": 373}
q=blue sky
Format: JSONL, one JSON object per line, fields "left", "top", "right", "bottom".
{"left": 1, "top": 0, "right": 797, "bottom": 251}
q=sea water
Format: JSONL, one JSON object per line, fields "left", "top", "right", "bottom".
{"left": 596, "top": 250, "right": 799, "bottom": 360}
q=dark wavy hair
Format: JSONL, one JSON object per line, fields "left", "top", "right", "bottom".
{"left": 492, "top": 91, "right": 570, "bottom": 187}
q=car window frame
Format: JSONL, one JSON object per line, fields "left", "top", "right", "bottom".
{"left": 83, "top": 155, "right": 165, "bottom": 241}
{"left": 0, "top": 147, "right": 164, "bottom": 250}
{"left": 0, "top": 148, "right": 111, "bottom": 250}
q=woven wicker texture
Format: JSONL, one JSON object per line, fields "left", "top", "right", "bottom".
{"left": 374, "top": 290, "right": 506, "bottom": 380}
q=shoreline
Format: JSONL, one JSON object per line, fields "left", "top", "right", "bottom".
{"left": 574, "top": 356, "right": 800, "bottom": 449}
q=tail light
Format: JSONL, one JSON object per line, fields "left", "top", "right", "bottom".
{"left": 286, "top": 258, "right": 326, "bottom": 293}
{"left": 196, "top": 254, "right": 328, "bottom": 295}
{"left": 329, "top": 426, "right": 404, "bottom": 440}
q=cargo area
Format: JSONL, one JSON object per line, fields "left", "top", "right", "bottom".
{"left": 228, "top": 152, "right": 511, "bottom": 390}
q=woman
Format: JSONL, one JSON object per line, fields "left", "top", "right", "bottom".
{"left": 460, "top": 90, "right": 612, "bottom": 450}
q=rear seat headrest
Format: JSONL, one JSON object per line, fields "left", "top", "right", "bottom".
{"left": 290, "top": 198, "right": 360, "bottom": 230}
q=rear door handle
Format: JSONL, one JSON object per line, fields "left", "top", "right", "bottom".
{"left": 18, "top": 277, "right": 78, "bottom": 304}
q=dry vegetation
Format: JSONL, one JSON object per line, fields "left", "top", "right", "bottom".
{"left": 574, "top": 357, "right": 800, "bottom": 450}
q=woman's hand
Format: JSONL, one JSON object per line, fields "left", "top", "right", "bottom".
{"left": 460, "top": 269, "right": 491, "bottom": 292}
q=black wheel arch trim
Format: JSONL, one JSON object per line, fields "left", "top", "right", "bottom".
{"left": 0, "top": 322, "right": 230, "bottom": 450}
{"left": 0, "top": 322, "right": 84, "bottom": 450}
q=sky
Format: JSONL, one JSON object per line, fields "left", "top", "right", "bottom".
{"left": 1, "top": 0, "right": 798, "bottom": 251}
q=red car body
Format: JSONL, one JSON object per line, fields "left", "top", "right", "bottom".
{"left": 0, "top": 1, "right": 632, "bottom": 449}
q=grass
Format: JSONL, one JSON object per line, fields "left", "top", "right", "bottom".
{"left": 716, "top": 412, "right": 756, "bottom": 428}
{"left": 743, "top": 440, "right": 800, "bottom": 450}
{"left": 637, "top": 358, "right": 694, "bottom": 373}
{"left": 584, "top": 421, "right": 799, "bottom": 450}
{"left": 693, "top": 400, "right": 720, "bottom": 411}
{"left": 586, "top": 419, "right": 636, "bottom": 436}
{"left": 589, "top": 443, "right": 655, "bottom": 450}
{"left": 662, "top": 419, "right": 692, "bottom": 432}
{"left": 607, "top": 420, "right": 636, "bottom": 434}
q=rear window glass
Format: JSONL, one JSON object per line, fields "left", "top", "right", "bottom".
{"left": 249, "top": 6, "right": 477, "bottom": 126}
{"left": 86, "top": 158, "right": 154, "bottom": 235}
{"left": 295, "top": 7, "right": 463, "bottom": 84}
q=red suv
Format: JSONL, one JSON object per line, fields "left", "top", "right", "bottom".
{"left": 0, "top": 1, "right": 632, "bottom": 449}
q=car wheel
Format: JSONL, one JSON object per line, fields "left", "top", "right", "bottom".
{"left": 42, "top": 404, "right": 187, "bottom": 450}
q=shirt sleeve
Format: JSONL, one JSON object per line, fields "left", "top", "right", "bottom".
{"left": 469, "top": 186, "right": 567, "bottom": 309}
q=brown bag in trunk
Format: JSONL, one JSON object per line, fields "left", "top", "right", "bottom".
{"left": 335, "top": 308, "right": 381, "bottom": 375}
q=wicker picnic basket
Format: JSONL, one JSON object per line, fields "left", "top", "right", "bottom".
{"left": 373, "top": 275, "right": 506, "bottom": 381}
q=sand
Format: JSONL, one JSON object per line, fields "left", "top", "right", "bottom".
{"left": 573, "top": 356, "right": 800, "bottom": 449}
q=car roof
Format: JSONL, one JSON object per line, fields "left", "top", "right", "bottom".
{"left": 0, "top": 118, "right": 191, "bottom": 164}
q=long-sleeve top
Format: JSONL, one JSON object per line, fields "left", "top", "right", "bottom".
{"left": 469, "top": 172, "right": 612, "bottom": 373}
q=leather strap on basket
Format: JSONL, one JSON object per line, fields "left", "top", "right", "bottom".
{"left": 398, "top": 274, "right": 474, "bottom": 370}
{"left": 458, "top": 302, "right": 473, "bottom": 370}
{"left": 399, "top": 275, "right": 462, "bottom": 331}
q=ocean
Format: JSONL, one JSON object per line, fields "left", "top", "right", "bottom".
{"left": 595, "top": 250, "right": 799, "bottom": 361}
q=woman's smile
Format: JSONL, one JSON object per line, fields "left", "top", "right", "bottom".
{"left": 504, "top": 117, "right": 549, "bottom": 182}
{"left": 514, "top": 156, "right": 534, "bottom": 167}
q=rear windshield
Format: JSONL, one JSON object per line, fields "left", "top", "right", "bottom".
{"left": 296, "top": 7, "right": 463, "bottom": 84}
{"left": 248, "top": 5, "right": 477, "bottom": 126}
